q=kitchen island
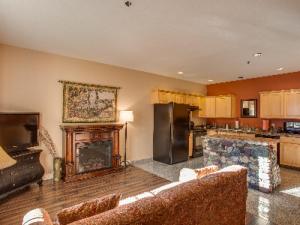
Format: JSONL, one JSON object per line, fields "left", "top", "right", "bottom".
{"left": 203, "top": 134, "right": 281, "bottom": 193}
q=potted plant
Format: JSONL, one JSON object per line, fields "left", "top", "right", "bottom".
{"left": 39, "top": 127, "right": 62, "bottom": 182}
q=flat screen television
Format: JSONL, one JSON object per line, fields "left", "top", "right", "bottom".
{"left": 0, "top": 113, "right": 39, "bottom": 152}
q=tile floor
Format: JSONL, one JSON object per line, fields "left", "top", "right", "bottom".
{"left": 133, "top": 157, "right": 300, "bottom": 225}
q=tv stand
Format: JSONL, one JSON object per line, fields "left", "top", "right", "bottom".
{"left": 0, "top": 148, "right": 44, "bottom": 200}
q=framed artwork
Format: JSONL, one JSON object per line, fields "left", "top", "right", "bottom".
{"left": 241, "top": 99, "right": 257, "bottom": 118}
{"left": 60, "top": 81, "right": 120, "bottom": 123}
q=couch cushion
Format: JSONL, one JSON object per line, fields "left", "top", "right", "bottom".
{"left": 156, "top": 165, "right": 248, "bottom": 225}
{"left": 179, "top": 165, "right": 219, "bottom": 182}
{"left": 22, "top": 208, "right": 54, "bottom": 225}
{"left": 69, "top": 196, "right": 167, "bottom": 225}
{"left": 56, "top": 193, "right": 121, "bottom": 225}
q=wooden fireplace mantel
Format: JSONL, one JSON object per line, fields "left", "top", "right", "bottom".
{"left": 61, "top": 123, "right": 124, "bottom": 182}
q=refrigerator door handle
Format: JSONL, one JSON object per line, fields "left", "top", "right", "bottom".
{"left": 169, "top": 123, "right": 174, "bottom": 163}
{"left": 170, "top": 123, "right": 174, "bottom": 144}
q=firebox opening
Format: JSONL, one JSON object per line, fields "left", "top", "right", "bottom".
{"left": 76, "top": 140, "right": 113, "bottom": 174}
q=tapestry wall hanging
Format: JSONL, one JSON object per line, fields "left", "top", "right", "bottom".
{"left": 60, "top": 81, "right": 120, "bottom": 123}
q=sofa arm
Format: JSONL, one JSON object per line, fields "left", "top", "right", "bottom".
{"left": 22, "top": 208, "right": 54, "bottom": 225}
{"left": 179, "top": 165, "right": 219, "bottom": 182}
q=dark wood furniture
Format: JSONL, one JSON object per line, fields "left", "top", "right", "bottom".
{"left": 61, "top": 124, "right": 123, "bottom": 182}
{"left": 0, "top": 149, "right": 44, "bottom": 200}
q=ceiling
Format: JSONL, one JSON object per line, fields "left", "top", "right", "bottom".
{"left": 1, "top": 0, "right": 300, "bottom": 84}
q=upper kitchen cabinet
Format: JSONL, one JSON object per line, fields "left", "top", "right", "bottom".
{"left": 284, "top": 90, "right": 300, "bottom": 118}
{"left": 199, "top": 95, "right": 236, "bottom": 118}
{"left": 215, "top": 95, "right": 236, "bottom": 118}
{"left": 199, "top": 96, "right": 216, "bottom": 118}
{"left": 151, "top": 89, "right": 203, "bottom": 107}
{"left": 260, "top": 91, "right": 284, "bottom": 118}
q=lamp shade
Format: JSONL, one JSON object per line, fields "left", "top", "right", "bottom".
{"left": 119, "top": 110, "right": 134, "bottom": 122}
{"left": 0, "top": 146, "right": 16, "bottom": 170}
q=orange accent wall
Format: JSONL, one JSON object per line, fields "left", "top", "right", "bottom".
{"left": 207, "top": 72, "right": 300, "bottom": 129}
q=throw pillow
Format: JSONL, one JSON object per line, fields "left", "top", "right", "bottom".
{"left": 56, "top": 193, "right": 121, "bottom": 225}
{"left": 195, "top": 165, "right": 219, "bottom": 178}
{"left": 179, "top": 165, "right": 219, "bottom": 182}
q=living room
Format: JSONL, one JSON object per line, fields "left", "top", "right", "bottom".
{"left": 1, "top": 1, "right": 300, "bottom": 225}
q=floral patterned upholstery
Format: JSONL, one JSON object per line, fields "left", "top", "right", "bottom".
{"left": 23, "top": 165, "right": 247, "bottom": 225}
{"left": 56, "top": 193, "right": 121, "bottom": 225}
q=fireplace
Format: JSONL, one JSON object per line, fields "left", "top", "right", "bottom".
{"left": 76, "top": 140, "right": 113, "bottom": 173}
{"left": 61, "top": 124, "right": 123, "bottom": 182}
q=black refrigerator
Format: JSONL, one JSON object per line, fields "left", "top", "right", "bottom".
{"left": 153, "top": 103, "right": 190, "bottom": 164}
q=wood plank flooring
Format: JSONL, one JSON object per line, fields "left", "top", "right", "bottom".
{"left": 0, "top": 166, "right": 273, "bottom": 225}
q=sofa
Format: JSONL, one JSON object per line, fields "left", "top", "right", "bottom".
{"left": 23, "top": 165, "right": 248, "bottom": 225}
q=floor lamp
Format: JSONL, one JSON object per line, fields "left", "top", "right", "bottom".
{"left": 119, "top": 110, "right": 134, "bottom": 168}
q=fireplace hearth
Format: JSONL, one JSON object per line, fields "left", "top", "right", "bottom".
{"left": 61, "top": 124, "right": 123, "bottom": 182}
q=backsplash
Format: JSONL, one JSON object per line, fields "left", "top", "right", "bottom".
{"left": 206, "top": 118, "right": 300, "bottom": 131}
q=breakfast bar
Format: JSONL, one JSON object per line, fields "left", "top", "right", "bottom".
{"left": 203, "top": 134, "right": 281, "bottom": 193}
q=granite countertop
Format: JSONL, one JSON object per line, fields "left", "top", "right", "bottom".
{"left": 206, "top": 134, "right": 280, "bottom": 145}
{"left": 280, "top": 133, "right": 300, "bottom": 138}
{"left": 207, "top": 128, "right": 300, "bottom": 139}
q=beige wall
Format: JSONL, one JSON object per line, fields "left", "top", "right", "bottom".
{"left": 0, "top": 44, "right": 206, "bottom": 178}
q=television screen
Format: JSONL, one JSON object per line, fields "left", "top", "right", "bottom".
{"left": 0, "top": 113, "right": 39, "bottom": 152}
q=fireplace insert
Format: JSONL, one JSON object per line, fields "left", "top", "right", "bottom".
{"left": 76, "top": 140, "right": 113, "bottom": 174}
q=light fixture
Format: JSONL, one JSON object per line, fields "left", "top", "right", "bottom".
{"left": 254, "top": 53, "right": 262, "bottom": 57}
{"left": 119, "top": 111, "right": 134, "bottom": 168}
{"left": 178, "top": 71, "right": 184, "bottom": 75}
{"left": 0, "top": 146, "right": 16, "bottom": 170}
{"left": 208, "top": 80, "right": 214, "bottom": 82}
{"left": 124, "top": 1, "right": 132, "bottom": 7}
{"left": 277, "top": 67, "right": 284, "bottom": 71}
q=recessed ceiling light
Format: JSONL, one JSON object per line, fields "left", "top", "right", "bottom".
{"left": 178, "top": 71, "right": 184, "bottom": 75}
{"left": 254, "top": 53, "right": 262, "bottom": 57}
{"left": 277, "top": 67, "right": 284, "bottom": 71}
{"left": 208, "top": 79, "right": 214, "bottom": 82}
{"left": 124, "top": 1, "right": 132, "bottom": 7}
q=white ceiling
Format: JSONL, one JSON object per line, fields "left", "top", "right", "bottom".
{"left": 1, "top": 0, "right": 300, "bottom": 84}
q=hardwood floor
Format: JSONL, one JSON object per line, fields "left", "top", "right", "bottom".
{"left": 0, "top": 166, "right": 274, "bottom": 225}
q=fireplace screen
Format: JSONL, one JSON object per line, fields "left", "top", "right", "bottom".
{"left": 76, "top": 140, "right": 113, "bottom": 174}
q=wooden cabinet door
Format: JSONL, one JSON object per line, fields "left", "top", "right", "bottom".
{"left": 190, "top": 96, "right": 200, "bottom": 106}
{"left": 216, "top": 96, "right": 232, "bottom": 118}
{"left": 284, "top": 90, "right": 300, "bottom": 118}
{"left": 158, "top": 91, "right": 169, "bottom": 104}
{"left": 199, "top": 96, "right": 216, "bottom": 117}
{"left": 260, "top": 92, "right": 283, "bottom": 118}
{"left": 280, "top": 143, "right": 300, "bottom": 167}
{"left": 203, "top": 97, "right": 216, "bottom": 118}
{"left": 174, "top": 94, "right": 185, "bottom": 104}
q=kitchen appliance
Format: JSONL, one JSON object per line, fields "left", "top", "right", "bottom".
{"left": 192, "top": 125, "right": 207, "bottom": 158}
{"left": 262, "top": 119, "right": 270, "bottom": 131}
{"left": 235, "top": 120, "right": 239, "bottom": 129}
{"left": 284, "top": 121, "right": 300, "bottom": 134}
{"left": 255, "top": 133, "right": 280, "bottom": 139}
{"left": 153, "top": 103, "right": 190, "bottom": 164}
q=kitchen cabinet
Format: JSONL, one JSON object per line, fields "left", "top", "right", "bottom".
{"left": 188, "top": 96, "right": 201, "bottom": 107}
{"left": 284, "top": 90, "right": 300, "bottom": 118}
{"left": 215, "top": 95, "right": 235, "bottom": 118}
{"left": 260, "top": 91, "right": 284, "bottom": 118}
{"left": 200, "top": 96, "right": 216, "bottom": 118}
{"left": 151, "top": 89, "right": 203, "bottom": 107}
{"left": 199, "top": 95, "right": 235, "bottom": 118}
{"left": 280, "top": 136, "right": 300, "bottom": 168}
